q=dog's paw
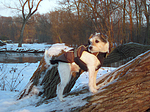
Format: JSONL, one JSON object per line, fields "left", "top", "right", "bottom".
{"left": 90, "top": 88, "right": 98, "bottom": 93}
{"left": 94, "top": 86, "right": 100, "bottom": 90}
{"left": 58, "top": 97, "right": 66, "bottom": 102}
{"left": 60, "top": 98, "right": 66, "bottom": 102}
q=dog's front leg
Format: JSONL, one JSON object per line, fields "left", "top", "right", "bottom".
{"left": 93, "top": 70, "right": 99, "bottom": 90}
{"left": 88, "top": 67, "right": 98, "bottom": 93}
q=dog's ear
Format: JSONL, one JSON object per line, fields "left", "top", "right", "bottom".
{"left": 99, "top": 33, "right": 108, "bottom": 43}
{"left": 101, "top": 33, "right": 108, "bottom": 40}
{"left": 89, "top": 34, "right": 93, "bottom": 39}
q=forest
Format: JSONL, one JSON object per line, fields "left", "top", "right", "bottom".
{"left": 0, "top": 0, "right": 150, "bottom": 46}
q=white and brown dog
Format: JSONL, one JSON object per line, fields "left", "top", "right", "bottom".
{"left": 44, "top": 32, "right": 109, "bottom": 101}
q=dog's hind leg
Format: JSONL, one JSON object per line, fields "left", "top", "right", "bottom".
{"left": 57, "top": 62, "right": 71, "bottom": 102}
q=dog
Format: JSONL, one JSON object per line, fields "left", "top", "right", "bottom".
{"left": 44, "top": 32, "right": 109, "bottom": 101}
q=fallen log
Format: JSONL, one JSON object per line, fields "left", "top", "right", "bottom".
{"left": 74, "top": 50, "right": 150, "bottom": 112}
{"left": 103, "top": 42, "right": 150, "bottom": 66}
{"left": 17, "top": 45, "right": 83, "bottom": 105}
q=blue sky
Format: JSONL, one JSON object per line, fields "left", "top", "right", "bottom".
{"left": 0, "top": 0, "right": 59, "bottom": 17}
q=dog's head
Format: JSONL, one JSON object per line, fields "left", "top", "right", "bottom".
{"left": 88, "top": 32, "right": 109, "bottom": 53}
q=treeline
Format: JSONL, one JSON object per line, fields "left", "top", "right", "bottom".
{"left": 0, "top": 0, "right": 150, "bottom": 46}
{"left": 0, "top": 15, "right": 53, "bottom": 43}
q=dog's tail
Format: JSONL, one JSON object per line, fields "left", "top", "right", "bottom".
{"left": 44, "top": 43, "right": 73, "bottom": 66}
{"left": 44, "top": 50, "right": 52, "bottom": 66}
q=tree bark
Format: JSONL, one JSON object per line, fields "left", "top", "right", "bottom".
{"left": 18, "top": 20, "right": 28, "bottom": 47}
{"left": 123, "top": 0, "right": 126, "bottom": 44}
{"left": 103, "top": 43, "right": 150, "bottom": 66}
{"left": 142, "top": 0, "right": 149, "bottom": 44}
{"left": 17, "top": 56, "right": 83, "bottom": 105}
{"left": 138, "top": 3, "right": 142, "bottom": 43}
{"left": 74, "top": 50, "right": 150, "bottom": 112}
{"left": 128, "top": 0, "right": 133, "bottom": 42}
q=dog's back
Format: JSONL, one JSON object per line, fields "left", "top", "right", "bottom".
{"left": 44, "top": 43, "right": 73, "bottom": 66}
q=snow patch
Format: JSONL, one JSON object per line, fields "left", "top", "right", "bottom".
{"left": 0, "top": 64, "right": 115, "bottom": 112}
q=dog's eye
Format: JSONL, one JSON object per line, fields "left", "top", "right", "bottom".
{"left": 95, "top": 40, "right": 99, "bottom": 43}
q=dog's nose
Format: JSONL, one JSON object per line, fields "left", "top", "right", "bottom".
{"left": 88, "top": 46, "right": 93, "bottom": 50}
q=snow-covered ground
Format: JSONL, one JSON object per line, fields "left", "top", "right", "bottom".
{"left": 0, "top": 43, "right": 116, "bottom": 112}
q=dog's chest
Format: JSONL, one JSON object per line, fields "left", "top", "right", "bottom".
{"left": 80, "top": 51, "right": 106, "bottom": 70}
{"left": 80, "top": 51, "right": 100, "bottom": 66}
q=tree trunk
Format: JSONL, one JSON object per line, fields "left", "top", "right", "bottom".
{"left": 143, "top": 0, "right": 149, "bottom": 45}
{"left": 74, "top": 50, "right": 150, "bottom": 112}
{"left": 128, "top": 0, "right": 133, "bottom": 42}
{"left": 17, "top": 56, "right": 83, "bottom": 105}
{"left": 103, "top": 43, "right": 150, "bottom": 65}
{"left": 123, "top": 0, "right": 126, "bottom": 44}
{"left": 135, "top": 0, "right": 138, "bottom": 42}
{"left": 138, "top": 4, "right": 142, "bottom": 43}
{"left": 146, "top": 15, "right": 149, "bottom": 44}
{"left": 18, "top": 20, "right": 28, "bottom": 47}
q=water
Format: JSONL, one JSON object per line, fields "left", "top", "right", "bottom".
{"left": 0, "top": 52, "right": 134, "bottom": 66}
{"left": 0, "top": 52, "right": 44, "bottom": 63}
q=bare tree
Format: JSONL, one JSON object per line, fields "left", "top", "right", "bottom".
{"left": 18, "top": 0, "right": 42, "bottom": 47}
{"left": 2, "top": 0, "right": 43, "bottom": 47}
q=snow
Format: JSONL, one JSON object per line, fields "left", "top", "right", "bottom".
{"left": 0, "top": 43, "right": 116, "bottom": 112}
{"left": 0, "top": 63, "right": 40, "bottom": 91}
{"left": 0, "top": 43, "right": 51, "bottom": 52}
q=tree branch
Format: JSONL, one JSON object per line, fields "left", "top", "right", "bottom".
{"left": 28, "top": 0, "right": 31, "bottom": 10}
{"left": 31, "top": 0, "right": 34, "bottom": 9}
{"left": 30, "top": 0, "right": 42, "bottom": 16}
{"left": 22, "top": 0, "right": 28, "bottom": 20}
{"left": 1, "top": 2, "right": 22, "bottom": 12}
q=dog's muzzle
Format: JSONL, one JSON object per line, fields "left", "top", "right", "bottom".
{"left": 88, "top": 45, "right": 93, "bottom": 52}
{"left": 88, "top": 46, "right": 92, "bottom": 50}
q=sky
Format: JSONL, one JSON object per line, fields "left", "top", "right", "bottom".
{"left": 0, "top": 0, "right": 59, "bottom": 17}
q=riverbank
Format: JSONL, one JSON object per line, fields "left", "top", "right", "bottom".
{"left": 0, "top": 43, "right": 51, "bottom": 53}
